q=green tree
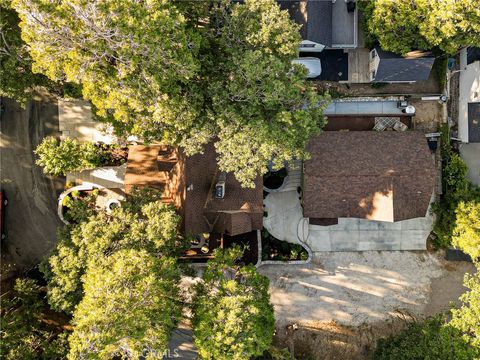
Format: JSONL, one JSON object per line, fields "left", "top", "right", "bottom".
{"left": 0, "top": 3, "right": 56, "bottom": 106}
{"left": 206, "top": 0, "right": 328, "bottom": 187}
{"left": 419, "top": 0, "right": 480, "bottom": 55}
{"left": 360, "top": 0, "right": 480, "bottom": 55}
{"left": 12, "top": 0, "right": 204, "bottom": 148}
{"left": 0, "top": 278, "right": 69, "bottom": 360}
{"left": 450, "top": 266, "right": 480, "bottom": 348}
{"left": 373, "top": 315, "right": 479, "bottom": 360}
{"left": 360, "top": 0, "right": 430, "bottom": 54}
{"left": 192, "top": 247, "right": 275, "bottom": 360}
{"left": 13, "top": 0, "right": 329, "bottom": 188}
{"left": 41, "top": 196, "right": 182, "bottom": 313}
{"left": 452, "top": 201, "right": 480, "bottom": 260}
{"left": 35, "top": 137, "right": 100, "bottom": 176}
{"left": 68, "top": 249, "right": 181, "bottom": 359}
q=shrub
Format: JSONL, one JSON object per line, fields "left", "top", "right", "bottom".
{"left": 35, "top": 137, "right": 126, "bottom": 176}
{"left": 35, "top": 137, "right": 86, "bottom": 176}
{"left": 62, "top": 192, "right": 98, "bottom": 224}
{"left": 432, "top": 125, "right": 480, "bottom": 248}
{"left": 433, "top": 56, "right": 448, "bottom": 92}
{"left": 374, "top": 316, "right": 479, "bottom": 360}
{"left": 0, "top": 278, "right": 69, "bottom": 360}
{"left": 450, "top": 267, "right": 480, "bottom": 348}
{"left": 192, "top": 247, "right": 275, "bottom": 360}
{"left": 452, "top": 201, "right": 480, "bottom": 260}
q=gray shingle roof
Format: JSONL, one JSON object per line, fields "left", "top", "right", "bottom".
{"left": 374, "top": 47, "right": 435, "bottom": 82}
{"left": 278, "top": 0, "right": 332, "bottom": 47}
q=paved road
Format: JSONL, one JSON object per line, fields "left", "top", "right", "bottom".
{"left": 1, "top": 93, "right": 64, "bottom": 271}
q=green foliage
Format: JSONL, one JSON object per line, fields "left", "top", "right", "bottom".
{"left": 41, "top": 195, "right": 182, "bottom": 313}
{"left": 192, "top": 247, "right": 275, "bottom": 360}
{"left": 0, "top": 4, "right": 57, "bottom": 106}
{"left": 450, "top": 265, "right": 480, "bottom": 348}
{"left": 433, "top": 56, "right": 448, "bottom": 91}
{"left": 360, "top": 0, "right": 480, "bottom": 55}
{"left": 432, "top": 125, "right": 480, "bottom": 248}
{"left": 35, "top": 137, "right": 124, "bottom": 176}
{"left": 374, "top": 315, "right": 480, "bottom": 360}
{"left": 452, "top": 201, "right": 480, "bottom": 260}
{"left": 13, "top": 0, "right": 329, "bottom": 188}
{"left": 0, "top": 278, "right": 69, "bottom": 359}
{"left": 261, "top": 229, "right": 308, "bottom": 261}
{"left": 370, "top": 82, "right": 388, "bottom": 89}
{"left": 68, "top": 249, "right": 181, "bottom": 359}
{"left": 360, "top": 0, "right": 430, "bottom": 54}
{"left": 62, "top": 191, "right": 97, "bottom": 224}
{"left": 207, "top": 0, "right": 328, "bottom": 187}
{"left": 418, "top": 0, "right": 480, "bottom": 55}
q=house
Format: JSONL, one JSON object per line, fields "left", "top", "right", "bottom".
{"left": 458, "top": 47, "right": 480, "bottom": 186}
{"left": 124, "top": 144, "right": 264, "bottom": 238}
{"left": 369, "top": 47, "right": 435, "bottom": 83}
{"left": 278, "top": 0, "right": 358, "bottom": 50}
{"left": 303, "top": 131, "right": 436, "bottom": 223}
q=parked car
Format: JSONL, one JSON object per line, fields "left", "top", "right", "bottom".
{"left": 1, "top": 190, "right": 7, "bottom": 240}
{"left": 291, "top": 57, "right": 322, "bottom": 78}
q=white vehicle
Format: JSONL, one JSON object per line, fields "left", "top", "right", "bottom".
{"left": 291, "top": 57, "right": 322, "bottom": 78}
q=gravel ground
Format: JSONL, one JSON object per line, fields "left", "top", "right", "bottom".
{"left": 259, "top": 251, "right": 474, "bottom": 328}
{"left": 259, "top": 251, "right": 475, "bottom": 359}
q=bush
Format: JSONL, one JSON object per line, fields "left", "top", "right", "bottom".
{"left": 374, "top": 316, "right": 480, "bottom": 360}
{"left": 452, "top": 201, "right": 480, "bottom": 260}
{"left": 432, "top": 125, "right": 480, "bottom": 248}
{"left": 0, "top": 278, "right": 69, "bottom": 360}
{"left": 192, "top": 247, "right": 275, "bottom": 360}
{"left": 62, "top": 191, "right": 98, "bottom": 224}
{"left": 35, "top": 137, "right": 86, "bottom": 176}
{"left": 261, "top": 229, "right": 308, "bottom": 261}
{"left": 433, "top": 56, "right": 448, "bottom": 91}
{"left": 35, "top": 137, "right": 127, "bottom": 176}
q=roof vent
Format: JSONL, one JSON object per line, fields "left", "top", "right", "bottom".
{"left": 215, "top": 173, "right": 227, "bottom": 199}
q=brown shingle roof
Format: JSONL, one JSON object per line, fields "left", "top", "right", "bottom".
{"left": 303, "top": 131, "right": 435, "bottom": 222}
{"left": 125, "top": 144, "right": 263, "bottom": 236}
{"left": 179, "top": 144, "right": 263, "bottom": 236}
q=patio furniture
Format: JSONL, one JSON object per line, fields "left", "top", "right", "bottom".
{"left": 393, "top": 121, "right": 408, "bottom": 131}
{"left": 374, "top": 117, "right": 401, "bottom": 131}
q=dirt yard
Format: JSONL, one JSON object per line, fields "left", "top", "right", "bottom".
{"left": 259, "top": 251, "right": 475, "bottom": 360}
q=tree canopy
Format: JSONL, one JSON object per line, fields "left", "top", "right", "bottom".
{"left": 12, "top": 0, "right": 328, "bottom": 187}
{"left": 41, "top": 192, "right": 182, "bottom": 313}
{"left": 0, "top": 279, "right": 69, "bottom": 360}
{"left": 0, "top": 2, "right": 57, "bottom": 106}
{"left": 361, "top": 0, "right": 480, "bottom": 55}
{"left": 192, "top": 247, "right": 275, "bottom": 360}
{"left": 450, "top": 266, "right": 480, "bottom": 349}
{"left": 68, "top": 249, "right": 181, "bottom": 359}
{"left": 452, "top": 200, "right": 480, "bottom": 261}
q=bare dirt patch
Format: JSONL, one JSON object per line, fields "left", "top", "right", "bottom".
{"left": 410, "top": 99, "right": 444, "bottom": 133}
{"left": 259, "top": 251, "right": 476, "bottom": 359}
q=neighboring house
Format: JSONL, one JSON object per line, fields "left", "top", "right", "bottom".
{"left": 458, "top": 47, "right": 480, "bottom": 186}
{"left": 278, "top": 0, "right": 358, "bottom": 50}
{"left": 303, "top": 131, "right": 436, "bottom": 223}
{"left": 369, "top": 47, "right": 435, "bottom": 83}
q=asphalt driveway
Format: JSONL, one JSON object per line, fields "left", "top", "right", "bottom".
{"left": 1, "top": 92, "right": 64, "bottom": 272}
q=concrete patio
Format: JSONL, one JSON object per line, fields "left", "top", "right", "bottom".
{"left": 263, "top": 171, "right": 434, "bottom": 252}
